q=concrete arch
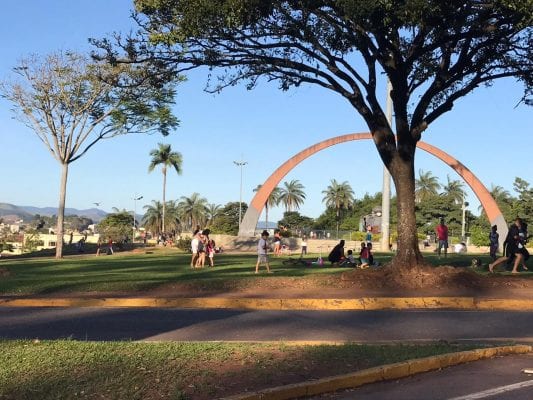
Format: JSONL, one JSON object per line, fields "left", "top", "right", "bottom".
{"left": 239, "top": 132, "right": 507, "bottom": 243}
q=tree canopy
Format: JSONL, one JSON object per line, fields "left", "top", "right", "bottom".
{"left": 1, "top": 50, "right": 180, "bottom": 258}
{"left": 97, "top": 0, "right": 532, "bottom": 267}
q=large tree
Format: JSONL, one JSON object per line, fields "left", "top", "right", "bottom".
{"left": 148, "top": 143, "right": 183, "bottom": 233}
{"left": 1, "top": 51, "right": 179, "bottom": 258}
{"left": 101, "top": 0, "right": 532, "bottom": 267}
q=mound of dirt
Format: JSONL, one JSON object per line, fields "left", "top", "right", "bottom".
{"left": 341, "top": 265, "right": 485, "bottom": 291}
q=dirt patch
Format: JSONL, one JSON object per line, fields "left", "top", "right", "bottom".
{"left": 140, "top": 268, "right": 533, "bottom": 300}
{"left": 0, "top": 267, "right": 11, "bottom": 277}
{"left": 340, "top": 265, "right": 485, "bottom": 290}
{"left": 17, "top": 265, "right": 533, "bottom": 300}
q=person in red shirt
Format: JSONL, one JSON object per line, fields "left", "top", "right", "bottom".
{"left": 436, "top": 218, "right": 449, "bottom": 258}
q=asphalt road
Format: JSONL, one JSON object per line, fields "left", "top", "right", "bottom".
{"left": 0, "top": 308, "right": 532, "bottom": 342}
{"left": 309, "top": 353, "right": 533, "bottom": 400}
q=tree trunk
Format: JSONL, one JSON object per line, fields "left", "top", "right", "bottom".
{"left": 55, "top": 162, "right": 69, "bottom": 259}
{"left": 162, "top": 166, "right": 167, "bottom": 233}
{"left": 388, "top": 152, "right": 424, "bottom": 268}
{"left": 336, "top": 208, "right": 340, "bottom": 240}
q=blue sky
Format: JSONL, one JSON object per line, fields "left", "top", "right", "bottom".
{"left": 1, "top": 0, "right": 532, "bottom": 224}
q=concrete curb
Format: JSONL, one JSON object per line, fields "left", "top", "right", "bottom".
{"left": 220, "top": 345, "right": 532, "bottom": 400}
{"left": 1, "top": 297, "right": 533, "bottom": 311}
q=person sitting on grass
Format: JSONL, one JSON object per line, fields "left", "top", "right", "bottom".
{"left": 359, "top": 243, "right": 371, "bottom": 269}
{"left": 339, "top": 249, "right": 357, "bottom": 267}
{"left": 327, "top": 240, "right": 345, "bottom": 265}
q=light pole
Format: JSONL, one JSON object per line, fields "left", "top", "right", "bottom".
{"left": 233, "top": 159, "right": 248, "bottom": 233}
{"left": 461, "top": 195, "right": 469, "bottom": 242}
{"left": 380, "top": 79, "right": 393, "bottom": 252}
{"left": 132, "top": 195, "right": 143, "bottom": 244}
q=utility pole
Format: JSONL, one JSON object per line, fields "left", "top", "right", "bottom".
{"left": 132, "top": 195, "right": 143, "bottom": 244}
{"left": 461, "top": 195, "right": 469, "bottom": 242}
{"left": 380, "top": 79, "right": 393, "bottom": 252}
{"left": 233, "top": 158, "right": 247, "bottom": 233}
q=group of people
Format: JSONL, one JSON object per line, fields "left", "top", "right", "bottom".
{"left": 190, "top": 229, "right": 216, "bottom": 268}
{"left": 96, "top": 237, "right": 114, "bottom": 256}
{"left": 327, "top": 239, "right": 377, "bottom": 268}
{"left": 489, "top": 217, "right": 529, "bottom": 274}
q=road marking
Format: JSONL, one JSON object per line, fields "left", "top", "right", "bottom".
{"left": 447, "top": 379, "right": 533, "bottom": 400}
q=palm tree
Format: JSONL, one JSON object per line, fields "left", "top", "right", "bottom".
{"left": 479, "top": 184, "right": 513, "bottom": 215}
{"left": 253, "top": 184, "right": 281, "bottom": 229}
{"left": 177, "top": 193, "right": 209, "bottom": 231}
{"left": 278, "top": 180, "right": 306, "bottom": 212}
{"left": 322, "top": 179, "right": 355, "bottom": 237}
{"left": 142, "top": 200, "right": 164, "bottom": 234}
{"left": 163, "top": 200, "right": 182, "bottom": 233}
{"left": 415, "top": 170, "right": 441, "bottom": 203}
{"left": 148, "top": 143, "right": 183, "bottom": 233}
{"left": 441, "top": 175, "right": 465, "bottom": 205}
{"left": 206, "top": 203, "right": 222, "bottom": 226}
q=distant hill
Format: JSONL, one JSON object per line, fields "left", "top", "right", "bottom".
{"left": 0, "top": 203, "right": 108, "bottom": 222}
{"left": 0, "top": 203, "right": 33, "bottom": 220}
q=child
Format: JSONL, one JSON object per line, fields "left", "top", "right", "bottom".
{"left": 489, "top": 225, "right": 499, "bottom": 261}
{"left": 207, "top": 239, "right": 215, "bottom": 267}
{"left": 255, "top": 230, "right": 272, "bottom": 274}
{"left": 340, "top": 249, "right": 356, "bottom": 267}
{"left": 360, "top": 243, "right": 370, "bottom": 269}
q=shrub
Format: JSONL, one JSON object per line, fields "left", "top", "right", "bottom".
{"left": 176, "top": 236, "right": 192, "bottom": 252}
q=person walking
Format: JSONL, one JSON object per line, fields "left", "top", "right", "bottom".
{"left": 489, "top": 217, "right": 529, "bottom": 273}
{"left": 436, "top": 218, "right": 449, "bottom": 258}
{"left": 96, "top": 237, "right": 102, "bottom": 256}
{"left": 300, "top": 236, "right": 308, "bottom": 256}
{"left": 255, "top": 230, "right": 272, "bottom": 274}
{"left": 273, "top": 229, "right": 282, "bottom": 256}
{"left": 107, "top": 237, "right": 114, "bottom": 255}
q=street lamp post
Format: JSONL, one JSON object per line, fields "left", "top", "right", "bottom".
{"left": 132, "top": 195, "right": 143, "bottom": 244}
{"left": 233, "top": 159, "right": 248, "bottom": 234}
{"left": 461, "top": 196, "right": 469, "bottom": 242}
{"left": 380, "top": 79, "right": 393, "bottom": 252}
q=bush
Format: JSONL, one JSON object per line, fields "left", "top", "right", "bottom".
{"left": 176, "top": 236, "right": 192, "bottom": 252}
{"left": 279, "top": 230, "right": 292, "bottom": 238}
{"left": 470, "top": 227, "right": 489, "bottom": 247}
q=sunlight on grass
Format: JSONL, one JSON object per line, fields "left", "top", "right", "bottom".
{"left": 0, "top": 340, "right": 486, "bottom": 400}
{"left": 0, "top": 248, "right": 530, "bottom": 295}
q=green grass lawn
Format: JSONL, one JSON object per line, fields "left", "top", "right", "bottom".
{"left": 0, "top": 340, "right": 490, "bottom": 400}
{"left": 0, "top": 248, "right": 529, "bottom": 296}
{"left": 0, "top": 249, "right": 350, "bottom": 295}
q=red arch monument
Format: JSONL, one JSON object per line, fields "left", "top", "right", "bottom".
{"left": 238, "top": 132, "right": 507, "bottom": 246}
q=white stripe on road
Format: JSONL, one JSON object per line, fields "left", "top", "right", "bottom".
{"left": 447, "top": 379, "right": 533, "bottom": 400}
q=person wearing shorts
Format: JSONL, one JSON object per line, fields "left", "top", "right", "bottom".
{"left": 190, "top": 230, "right": 200, "bottom": 267}
{"left": 255, "top": 230, "right": 272, "bottom": 274}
